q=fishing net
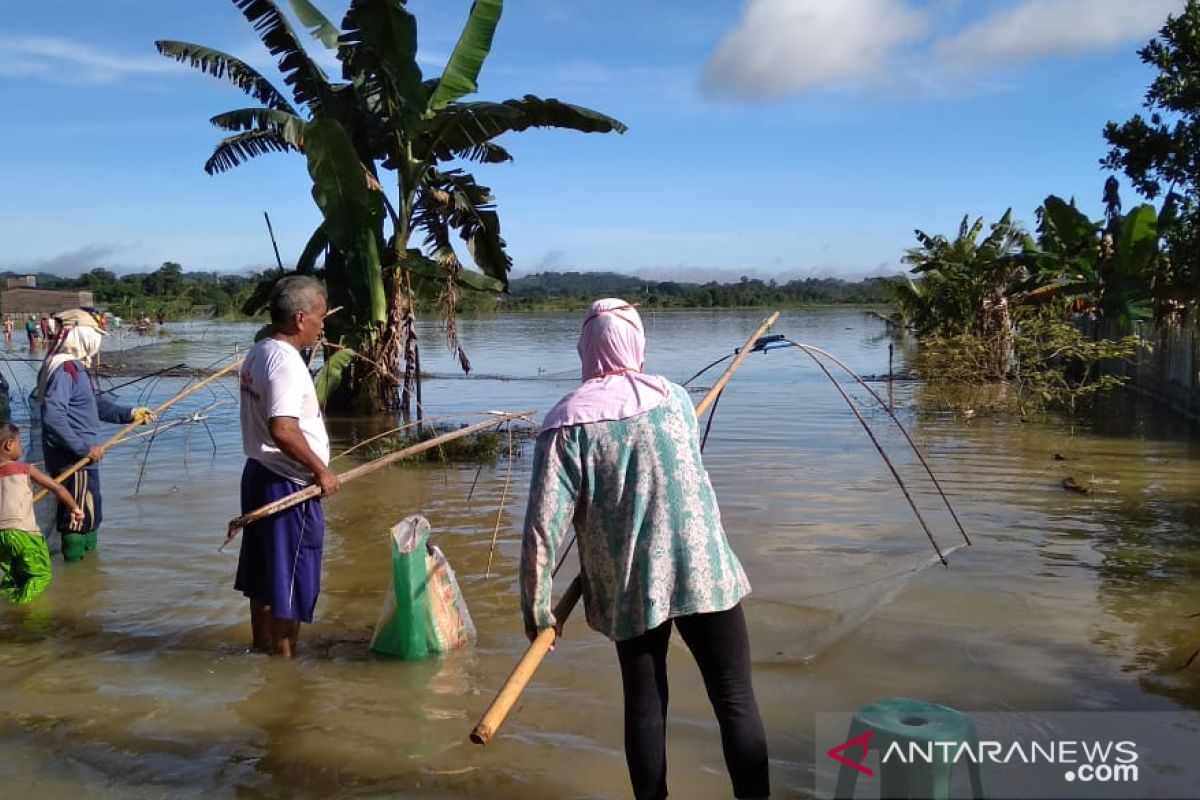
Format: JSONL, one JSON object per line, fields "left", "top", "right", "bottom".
{"left": 370, "top": 515, "right": 476, "bottom": 659}
{"left": 687, "top": 338, "right": 974, "bottom": 664}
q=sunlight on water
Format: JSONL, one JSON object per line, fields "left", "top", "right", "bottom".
{"left": 0, "top": 309, "right": 1198, "bottom": 798}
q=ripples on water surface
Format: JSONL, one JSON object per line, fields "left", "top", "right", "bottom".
{"left": 0, "top": 309, "right": 1198, "bottom": 798}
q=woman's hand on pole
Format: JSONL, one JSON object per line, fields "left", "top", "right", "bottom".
{"left": 86, "top": 446, "right": 104, "bottom": 463}
{"left": 525, "top": 620, "right": 564, "bottom": 649}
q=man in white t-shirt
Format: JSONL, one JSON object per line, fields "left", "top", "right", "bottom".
{"left": 235, "top": 275, "right": 340, "bottom": 657}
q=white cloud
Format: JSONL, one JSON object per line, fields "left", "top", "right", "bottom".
{"left": 0, "top": 36, "right": 175, "bottom": 84}
{"left": 936, "top": 0, "right": 1185, "bottom": 72}
{"left": 703, "top": 0, "right": 929, "bottom": 100}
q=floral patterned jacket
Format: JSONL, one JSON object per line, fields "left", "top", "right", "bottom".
{"left": 520, "top": 383, "right": 750, "bottom": 642}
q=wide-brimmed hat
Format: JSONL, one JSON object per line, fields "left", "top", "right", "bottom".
{"left": 55, "top": 308, "right": 108, "bottom": 335}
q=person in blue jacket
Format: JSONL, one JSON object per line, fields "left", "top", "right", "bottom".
{"left": 36, "top": 308, "right": 154, "bottom": 562}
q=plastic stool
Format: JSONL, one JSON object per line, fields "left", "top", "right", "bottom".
{"left": 833, "top": 697, "right": 986, "bottom": 799}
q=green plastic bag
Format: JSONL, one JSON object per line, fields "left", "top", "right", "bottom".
{"left": 370, "top": 515, "right": 476, "bottom": 659}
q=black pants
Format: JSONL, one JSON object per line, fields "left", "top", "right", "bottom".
{"left": 615, "top": 604, "right": 769, "bottom": 799}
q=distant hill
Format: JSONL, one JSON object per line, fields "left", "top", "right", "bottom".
{"left": 508, "top": 271, "right": 646, "bottom": 298}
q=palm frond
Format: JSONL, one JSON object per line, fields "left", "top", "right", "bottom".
{"left": 454, "top": 141, "right": 513, "bottom": 164}
{"left": 155, "top": 40, "right": 295, "bottom": 112}
{"left": 210, "top": 108, "right": 307, "bottom": 148}
{"left": 416, "top": 95, "right": 626, "bottom": 164}
{"left": 340, "top": 0, "right": 426, "bottom": 129}
{"left": 304, "top": 116, "right": 387, "bottom": 324}
{"left": 414, "top": 176, "right": 508, "bottom": 290}
{"left": 205, "top": 130, "right": 300, "bottom": 174}
{"left": 233, "top": 0, "right": 332, "bottom": 109}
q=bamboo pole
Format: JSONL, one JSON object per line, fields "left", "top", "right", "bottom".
{"left": 470, "top": 311, "right": 780, "bottom": 746}
{"left": 469, "top": 577, "right": 582, "bottom": 745}
{"left": 696, "top": 312, "right": 778, "bottom": 418}
{"left": 221, "top": 409, "right": 535, "bottom": 549}
{"left": 33, "top": 357, "right": 243, "bottom": 503}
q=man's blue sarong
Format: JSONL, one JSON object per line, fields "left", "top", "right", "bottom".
{"left": 235, "top": 458, "right": 325, "bottom": 623}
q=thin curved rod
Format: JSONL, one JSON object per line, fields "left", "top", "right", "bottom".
{"left": 792, "top": 343, "right": 948, "bottom": 566}
{"left": 789, "top": 340, "right": 971, "bottom": 547}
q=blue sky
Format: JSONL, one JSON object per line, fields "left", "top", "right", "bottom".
{"left": 0, "top": 0, "right": 1186, "bottom": 281}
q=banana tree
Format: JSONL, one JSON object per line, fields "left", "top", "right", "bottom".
{"left": 157, "top": 0, "right": 626, "bottom": 412}
{"left": 898, "top": 211, "right": 1033, "bottom": 333}
{"left": 896, "top": 211, "right": 1035, "bottom": 376}
{"left": 1031, "top": 193, "right": 1160, "bottom": 328}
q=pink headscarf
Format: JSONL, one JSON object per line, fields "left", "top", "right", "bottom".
{"left": 540, "top": 298, "right": 672, "bottom": 432}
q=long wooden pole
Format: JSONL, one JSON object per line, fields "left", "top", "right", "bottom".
{"left": 470, "top": 311, "right": 780, "bottom": 746}
{"left": 33, "top": 357, "right": 243, "bottom": 503}
{"left": 221, "top": 409, "right": 534, "bottom": 549}
{"left": 263, "top": 211, "right": 285, "bottom": 272}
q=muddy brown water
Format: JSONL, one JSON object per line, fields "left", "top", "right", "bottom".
{"left": 0, "top": 309, "right": 1198, "bottom": 798}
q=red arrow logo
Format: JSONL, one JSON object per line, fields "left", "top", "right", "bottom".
{"left": 827, "top": 730, "right": 875, "bottom": 776}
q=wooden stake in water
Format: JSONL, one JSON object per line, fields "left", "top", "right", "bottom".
{"left": 469, "top": 312, "right": 780, "bottom": 746}
{"left": 33, "top": 357, "right": 243, "bottom": 503}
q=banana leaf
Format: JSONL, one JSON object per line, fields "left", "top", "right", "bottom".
{"left": 289, "top": 0, "right": 341, "bottom": 49}
{"left": 304, "top": 117, "right": 387, "bottom": 324}
{"left": 1116, "top": 204, "right": 1159, "bottom": 276}
{"left": 315, "top": 347, "right": 355, "bottom": 404}
{"left": 428, "top": 0, "right": 502, "bottom": 111}
{"left": 1042, "top": 195, "right": 1098, "bottom": 251}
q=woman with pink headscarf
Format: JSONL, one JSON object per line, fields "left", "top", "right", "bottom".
{"left": 520, "top": 298, "right": 769, "bottom": 799}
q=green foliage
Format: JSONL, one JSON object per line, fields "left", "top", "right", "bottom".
{"left": 1102, "top": 0, "right": 1200, "bottom": 308}
{"left": 898, "top": 196, "right": 1155, "bottom": 415}
{"left": 913, "top": 310, "right": 1140, "bottom": 414}
{"left": 428, "top": 0, "right": 502, "bottom": 111}
{"left": 288, "top": 0, "right": 340, "bottom": 50}
{"left": 304, "top": 117, "right": 386, "bottom": 325}
{"left": 314, "top": 347, "right": 355, "bottom": 405}
{"left": 1030, "top": 190, "right": 1159, "bottom": 326}
{"left": 355, "top": 424, "right": 530, "bottom": 464}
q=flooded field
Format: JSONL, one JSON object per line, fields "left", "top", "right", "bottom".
{"left": 0, "top": 308, "right": 1198, "bottom": 798}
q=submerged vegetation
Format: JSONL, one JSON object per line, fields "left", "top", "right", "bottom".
{"left": 911, "top": 312, "right": 1140, "bottom": 415}
{"left": 894, "top": 198, "right": 1148, "bottom": 415}
{"left": 348, "top": 423, "right": 534, "bottom": 464}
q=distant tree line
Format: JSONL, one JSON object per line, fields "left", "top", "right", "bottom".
{"left": 5, "top": 265, "right": 893, "bottom": 320}
{"left": 6, "top": 263, "right": 260, "bottom": 319}
{"left": 466, "top": 271, "right": 896, "bottom": 311}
